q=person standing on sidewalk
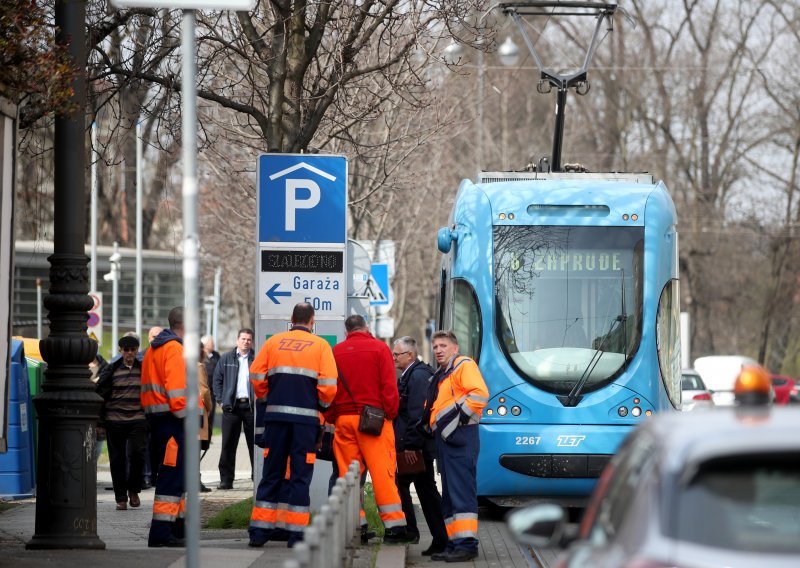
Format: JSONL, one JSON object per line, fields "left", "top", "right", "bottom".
{"left": 427, "top": 330, "right": 489, "bottom": 562}
{"left": 212, "top": 328, "right": 256, "bottom": 489}
{"left": 201, "top": 334, "right": 220, "bottom": 432}
{"left": 198, "top": 344, "right": 213, "bottom": 493}
{"left": 141, "top": 307, "right": 198, "bottom": 548}
{"left": 392, "top": 336, "right": 448, "bottom": 555}
{"left": 96, "top": 334, "right": 147, "bottom": 511}
{"left": 142, "top": 325, "right": 163, "bottom": 489}
{"left": 329, "top": 315, "right": 413, "bottom": 544}
{"left": 248, "top": 303, "right": 337, "bottom": 548}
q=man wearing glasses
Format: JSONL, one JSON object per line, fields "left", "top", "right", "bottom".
{"left": 392, "top": 337, "right": 448, "bottom": 556}
{"left": 96, "top": 333, "right": 147, "bottom": 511}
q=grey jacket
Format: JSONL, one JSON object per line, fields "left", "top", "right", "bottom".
{"left": 212, "top": 347, "right": 255, "bottom": 411}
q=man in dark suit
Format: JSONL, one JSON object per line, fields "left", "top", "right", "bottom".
{"left": 212, "top": 328, "right": 255, "bottom": 489}
{"left": 392, "top": 336, "right": 448, "bottom": 555}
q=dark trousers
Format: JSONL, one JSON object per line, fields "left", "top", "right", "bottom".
{"left": 218, "top": 400, "right": 255, "bottom": 484}
{"left": 249, "top": 421, "right": 317, "bottom": 545}
{"left": 397, "top": 456, "right": 448, "bottom": 547}
{"left": 148, "top": 413, "right": 185, "bottom": 546}
{"left": 106, "top": 420, "right": 148, "bottom": 503}
{"left": 436, "top": 425, "right": 480, "bottom": 553}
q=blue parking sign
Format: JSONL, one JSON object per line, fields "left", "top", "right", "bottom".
{"left": 258, "top": 154, "right": 347, "bottom": 244}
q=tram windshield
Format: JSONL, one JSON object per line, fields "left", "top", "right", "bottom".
{"left": 494, "top": 225, "right": 644, "bottom": 394}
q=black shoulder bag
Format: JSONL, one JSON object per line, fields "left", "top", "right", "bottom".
{"left": 338, "top": 370, "right": 385, "bottom": 436}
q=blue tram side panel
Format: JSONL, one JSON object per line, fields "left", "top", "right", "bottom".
{"left": 436, "top": 171, "right": 681, "bottom": 506}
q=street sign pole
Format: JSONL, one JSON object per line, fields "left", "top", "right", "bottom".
{"left": 180, "top": 11, "right": 201, "bottom": 567}
{"left": 106, "top": 1, "right": 255, "bottom": 563}
{"left": 256, "top": 154, "right": 348, "bottom": 509}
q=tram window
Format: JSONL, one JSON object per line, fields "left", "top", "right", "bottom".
{"left": 493, "top": 225, "right": 644, "bottom": 395}
{"left": 452, "top": 279, "right": 481, "bottom": 361}
{"left": 656, "top": 279, "right": 681, "bottom": 408}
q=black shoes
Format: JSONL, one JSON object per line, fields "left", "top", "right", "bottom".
{"left": 248, "top": 539, "right": 266, "bottom": 548}
{"left": 383, "top": 528, "right": 418, "bottom": 544}
{"left": 422, "top": 543, "right": 447, "bottom": 556}
{"left": 360, "top": 529, "right": 376, "bottom": 544}
{"left": 200, "top": 483, "right": 212, "bottom": 493}
{"left": 218, "top": 482, "right": 233, "bottom": 490}
{"left": 431, "top": 549, "right": 478, "bottom": 562}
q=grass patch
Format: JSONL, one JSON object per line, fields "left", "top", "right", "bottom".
{"left": 363, "top": 482, "right": 385, "bottom": 538}
{"left": 206, "top": 497, "right": 253, "bottom": 529}
{"left": 204, "top": 481, "right": 384, "bottom": 536}
{"left": 0, "top": 501, "right": 18, "bottom": 513}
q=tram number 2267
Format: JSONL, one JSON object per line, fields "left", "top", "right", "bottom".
{"left": 515, "top": 436, "right": 541, "bottom": 446}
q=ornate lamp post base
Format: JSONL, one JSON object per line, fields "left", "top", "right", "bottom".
{"left": 26, "top": 392, "right": 105, "bottom": 550}
{"left": 27, "top": 252, "right": 105, "bottom": 550}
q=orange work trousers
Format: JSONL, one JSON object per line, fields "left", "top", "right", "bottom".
{"left": 334, "top": 414, "right": 406, "bottom": 530}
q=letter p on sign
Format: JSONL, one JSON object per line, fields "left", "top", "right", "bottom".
{"left": 285, "top": 179, "right": 321, "bottom": 231}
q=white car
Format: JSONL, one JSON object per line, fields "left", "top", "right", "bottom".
{"left": 694, "top": 355, "right": 759, "bottom": 406}
{"left": 681, "top": 369, "right": 715, "bottom": 411}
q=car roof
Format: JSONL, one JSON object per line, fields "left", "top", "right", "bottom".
{"left": 640, "top": 407, "right": 800, "bottom": 476}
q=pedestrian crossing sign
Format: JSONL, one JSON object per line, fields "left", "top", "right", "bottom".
{"left": 366, "top": 263, "right": 389, "bottom": 306}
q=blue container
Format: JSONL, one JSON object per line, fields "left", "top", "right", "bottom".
{"left": 0, "top": 339, "right": 35, "bottom": 497}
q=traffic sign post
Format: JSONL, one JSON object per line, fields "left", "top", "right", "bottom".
{"left": 256, "top": 154, "right": 348, "bottom": 328}
{"left": 255, "top": 154, "right": 348, "bottom": 510}
{"left": 366, "top": 263, "right": 390, "bottom": 306}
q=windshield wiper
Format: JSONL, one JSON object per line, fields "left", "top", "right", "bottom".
{"left": 558, "top": 270, "right": 628, "bottom": 408}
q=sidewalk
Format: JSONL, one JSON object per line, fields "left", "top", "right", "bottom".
{"left": 0, "top": 432, "right": 294, "bottom": 567}
{"left": 0, "top": 431, "right": 409, "bottom": 568}
{"left": 0, "top": 430, "right": 525, "bottom": 568}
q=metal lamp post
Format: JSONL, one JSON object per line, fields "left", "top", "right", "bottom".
{"left": 27, "top": 0, "right": 105, "bottom": 550}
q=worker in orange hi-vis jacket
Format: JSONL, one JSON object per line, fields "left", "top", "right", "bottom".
{"left": 247, "top": 302, "right": 337, "bottom": 549}
{"left": 140, "top": 306, "right": 202, "bottom": 548}
{"left": 328, "top": 314, "right": 415, "bottom": 545}
{"left": 425, "top": 330, "right": 489, "bottom": 563}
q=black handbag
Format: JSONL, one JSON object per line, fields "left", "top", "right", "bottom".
{"left": 358, "top": 405, "right": 385, "bottom": 436}
{"left": 339, "top": 370, "right": 385, "bottom": 437}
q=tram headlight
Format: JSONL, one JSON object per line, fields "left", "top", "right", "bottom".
{"left": 510, "top": 406, "right": 521, "bottom": 416}
{"left": 631, "top": 407, "right": 642, "bottom": 417}
{"left": 497, "top": 406, "right": 508, "bottom": 416}
{"left": 618, "top": 406, "right": 628, "bottom": 417}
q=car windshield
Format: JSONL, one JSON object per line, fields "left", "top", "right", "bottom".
{"left": 673, "top": 453, "right": 800, "bottom": 553}
{"left": 494, "top": 225, "right": 643, "bottom": 395}
{"left": 682, "top": 373, "right": 705, "bottom": 391}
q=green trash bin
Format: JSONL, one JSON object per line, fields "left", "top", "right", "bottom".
{"left": 26, "top": 357, "right": 46, "bottom": 472}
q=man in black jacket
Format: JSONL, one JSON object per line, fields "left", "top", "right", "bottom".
{"left": 212, "top": 328, "right": 255, "bottom": 489}
{"left": 392, "top": 336, "right": 448, "bottom": 555}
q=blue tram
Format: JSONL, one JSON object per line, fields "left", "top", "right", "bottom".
{"left": 436, "top": 171, "right": 681, "bottom": 506}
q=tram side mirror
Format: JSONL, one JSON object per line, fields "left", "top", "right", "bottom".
{"left": 506, "top": 504, "right": 568, "bottom": 549}
{"left": 437, "top": 227, "right": 454, "bottom": 253}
